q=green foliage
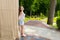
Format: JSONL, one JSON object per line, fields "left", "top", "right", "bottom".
{"left": 19, "top": 0, "right": 60, "bottom": 17}
{"left": 56, "top": 10, "right": 60, "bottom": 29}
{"left": 23, "top": 0, "right": 34, "bottom": 15}
{"left": 19, "top": 0, "right": 24, "bottom": 6}
{"left": 56, "top": 17, "right": 60, "bottom": 30}
{"left": 31, "top": 0, "right": 50, "bottom": 16}
{"left": 55, "top": 0, "right": 60, "bottom": 16}
{"left": 57, "top": 11, "right": 60, "bottom": 17}
{"left": 24, "top": 16, "right": 46, "bottom": 23}
{"left": 19, "top": 0, "right": 50, "bottom": 16}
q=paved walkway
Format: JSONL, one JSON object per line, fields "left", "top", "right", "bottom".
{"left": 24, "top": 25, "right": 60, "bottom": 40}
{"left": 25, "top": 20, "right": 52, "bottom": 29}
{"left": 24, "top": 20, "right": 60, "bottom": 40}
{"left": 16, "top": 20, "right": 60, "bottom": 40}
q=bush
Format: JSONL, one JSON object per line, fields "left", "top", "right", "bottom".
{"left": 56, "top": 17, "right": 60, "bottom": 30}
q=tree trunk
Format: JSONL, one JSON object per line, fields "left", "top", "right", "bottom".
{"left": 30, "top": 10, "right": 32, "bottom": 17}
{"left": 47, "top": 0, "right": 57, "bottom": 25}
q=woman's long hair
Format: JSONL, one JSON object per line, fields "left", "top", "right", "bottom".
{"left": 18, "top": 6, "right": 21, "bottom": 16}
{"left": 18, "top": 6, "right": 24, "bottom": 16}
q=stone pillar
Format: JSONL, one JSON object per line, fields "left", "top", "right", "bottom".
{"left": 0, "top": 0, "right": 18, "bottom": 40}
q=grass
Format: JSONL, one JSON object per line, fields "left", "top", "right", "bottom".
{"left": 24, "top": 16, "right": 46, "bottom": 22}
{"left": 24, "top": 17, "right": 41, "bottom": 22}
{"left": 53, "top": 17, "right": 58, "bottom": 29}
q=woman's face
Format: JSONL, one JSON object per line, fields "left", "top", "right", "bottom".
{"left": 20, "top": 6, "right": 24, "bottom": 11}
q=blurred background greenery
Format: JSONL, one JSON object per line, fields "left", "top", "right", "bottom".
{"left": 19, "top": 0, "right": 60, "bottom": 30}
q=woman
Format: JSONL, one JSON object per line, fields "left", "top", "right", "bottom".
{"left": 18, "top": 6, "right": 26, "bottom": 37}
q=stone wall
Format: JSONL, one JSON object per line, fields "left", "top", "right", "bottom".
{"left": 0, "top": 0, "right": 18, "bottom": 40}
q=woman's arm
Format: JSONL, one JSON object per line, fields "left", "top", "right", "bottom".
{"left": 18, "top": 13, "right": 22, "bottom": 19}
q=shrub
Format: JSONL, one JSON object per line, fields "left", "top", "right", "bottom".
{"left": 56, "top": 17, "right": 60, "bottom": 30}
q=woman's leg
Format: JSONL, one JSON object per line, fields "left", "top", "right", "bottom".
{"left": 19, "top": 26, "right": 21, "bottom": 37}
{"left": 21, "top": 25, "right": 26, "bottom": 36}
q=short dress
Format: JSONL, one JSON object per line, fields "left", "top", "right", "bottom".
{"left": 18, "top": 13, "right": 25, "bottom": 26}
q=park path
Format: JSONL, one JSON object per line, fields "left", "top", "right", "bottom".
{"left": 24, "top": 25, "right": 60, "bottom": 40}
{"left": 24, "top": 20, "right": 60, "bottom": 40}
{"left": 16, "top": 20, "right": 60, "bottom": 40}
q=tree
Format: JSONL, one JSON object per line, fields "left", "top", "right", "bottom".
{"left": 47, "top": 0, "right": 57, "bottom": 25}
{"left": 19, "top": 0, "right": 24, "bottom": 6}
{"left": 23, "top": 0, "right": 34, "bottom": 16}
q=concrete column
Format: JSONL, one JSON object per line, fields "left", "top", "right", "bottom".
{"left": 0, "top": 0, "right": 19, "bottom": 40}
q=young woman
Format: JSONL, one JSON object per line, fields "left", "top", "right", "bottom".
{"left": 18, "top": 6, "right": 26, "bottom": 37}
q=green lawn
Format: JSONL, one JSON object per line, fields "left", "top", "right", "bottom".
{"left": 24, "top": 16, "right": 46, "bottom": 22}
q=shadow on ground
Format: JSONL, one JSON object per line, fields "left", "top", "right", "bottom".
{"left": 19, "top": 35, "right": 50, "bottom": 40}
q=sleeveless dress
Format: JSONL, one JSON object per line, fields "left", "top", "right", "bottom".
{"left": 18, "top": 12, "right": 25, "bottom": 26}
